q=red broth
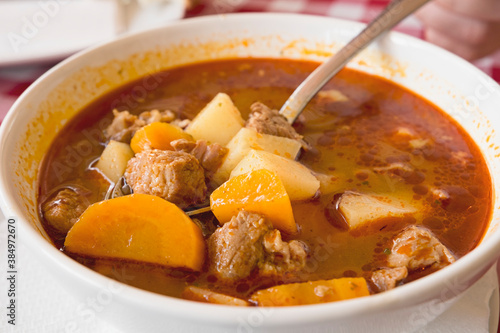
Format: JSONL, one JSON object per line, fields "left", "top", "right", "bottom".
{"left": 38, "top": 58, "right": 492, "bottom": 302}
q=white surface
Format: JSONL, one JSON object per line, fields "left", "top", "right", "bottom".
{"left": 0, "top": 210, "right": 497, "bottom": 332}
{"left": 0, "top": 0, "right": 185, "bottom": 67}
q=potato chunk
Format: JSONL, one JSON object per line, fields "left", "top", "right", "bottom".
{"left": 95, "top": 140, "right": 134, "bottom": 183}
{"left": 213, "top": 127, "right": 302, "bottom": 185}
{"left": 251, "top": 277, "right": 369, "bottom": 306}
{"left": 64, "top": 194, "right": 206, "bottom": 271}
{"left": 185, "top": 93, "right": 244, "bottom": 146}
{"left": 230, "top": 150, "right": 319, "bottom": 201}
{"left": 338, "top": 192, "right": 417, "bottom": 234}
{"left": 210, "top": 169, "right": 297, "bottom": 234}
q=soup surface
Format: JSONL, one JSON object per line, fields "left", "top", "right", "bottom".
{"left": 38, "top": 58, "right": 492, "bottom": 305}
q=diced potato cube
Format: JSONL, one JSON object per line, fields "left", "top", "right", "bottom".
{"left": 185, "top": 93, "right": 244, "bottom": 146}
{"left": 338, "top": 192, "right": 417, "bottom": 234}
{"left": 95, "top": 140, "right": 134, "bottom": 183}
{"left": 251, "top": 277, "right": 369, "bottom": 306}
{"left": 182, "top": 286, "right": 249, "bottom": 306}
{"left": 212, "top": 128, "right": 302, "bottom": 185}
{"left": 316, "top": 172, "right": 345, "bottom": 195}
{"left": 230, "top": 150, "right": 319, "bottom": 201}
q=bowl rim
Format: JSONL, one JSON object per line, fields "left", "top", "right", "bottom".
{"left": 1, "top": 12, "right": 500, "bottom": 327}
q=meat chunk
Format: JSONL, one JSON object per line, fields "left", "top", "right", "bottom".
{"left": 104, "top": 109, "right": 177, "bottom": 143}
{"left": 246, "top": 102, "right": 307, "bottom": 148}
{"left": 170, "top": 139, "right": 228, "bottom": 177}
{"left": 208, "top": 211, "right": 270, "bottom": 280}
{"left": 387, "top": 226, "right": 455, "bottom": 271}
{"left": 41, "top": 188, "right": 90, "bottom": 234}
{"left": 138, "top": 109, "right": 176, "bottom": 124}
{"left": 371, "top": 267, "right": 408, "bottom": 292}
{"left": 125, "top": 149, "right": 206, "bottom": 208}
{"left": 105, "top": 110, "right": 139, "bottom": 143}
{"left": 208, "top": 210, "right": 308, "bottom": 280}
{"left": 259, "top": 229, "right": 308, "bottom": 276}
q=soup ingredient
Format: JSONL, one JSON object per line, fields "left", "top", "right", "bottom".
{"left": 130, "top": 122, "right": 193, "bottom": 154}
{"left": 212, "top": 128, "right": 302, "bottom": 185}
{"left": 231, "top": 149, "right": 320, "bottom": 200}
{"left": 316, "top": 89, "right": 349, "bottom": 102}
{"left": 337, "top": 192, "right": 417, "bottom": 234}
{"left": 105, "top": 109, "right": 177, "bottom": 143}
{"left": 210, "top": 169, "right": 297, "bottom": 234}
{"left": 246, "top": 102, "right": 308, "bottom": 149}
{"left": 38, "top": 58, "right": 492, "bottom": 304}
{"left": 387, "top": 226, "right": 455, "bottom": 270}
{"left": 185, "top": 93, "right": 245, "bottom": 146}
{"left": 250, "top": 277, "right": 370, "bottom": 306}
{"left": 170, "top": 139, "right": 228, "bottom": 178}
{"left": 125, "top": 149, "right": 206, "bottom": 208}
{"left": 95, "top": 140, "right": 135, "bottom": 183}
{"left": 182, "top": 286, "right": 250, "bottom": 306}
{"left": 64, "top": 193, "right": 206, "bottom": 271}
{"left": 208, "top": 210, "right": 307, "bottom": 280}
{"left": 42, "top": 187, "right": 91, "bottom": 234}
{"left": 371, "top": 267, "right": 408, "bottom": 292}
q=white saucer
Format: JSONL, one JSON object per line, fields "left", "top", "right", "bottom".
{"left": 0, "top": 0, "right": 185, "bottom": 67}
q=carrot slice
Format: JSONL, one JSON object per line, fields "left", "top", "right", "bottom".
{"left": 251, "top": 277, "right": 370, "bottom": 306}
{"left": 64, "top": 193, "right": 206, "bottom": 271}
{"left": 210, "top": 169, "right": 297, "bottom": 234}
{"left": 130, "top": 122, "right": 193, "bottom": 153}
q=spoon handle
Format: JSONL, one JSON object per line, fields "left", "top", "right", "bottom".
{"left": 279, "top": 0, "right": 431, "bottom": 124}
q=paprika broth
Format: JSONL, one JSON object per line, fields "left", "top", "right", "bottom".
{"left": 38, "top": 58, "right": 492, "bottom": 306}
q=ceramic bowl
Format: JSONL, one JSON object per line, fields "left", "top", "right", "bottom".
{"left": 1, "top": 13, "right": 500, "bottom": 333}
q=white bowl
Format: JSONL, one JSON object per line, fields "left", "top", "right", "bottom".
{"left": 1, "top": 13, "right": 500, "bottom": 333}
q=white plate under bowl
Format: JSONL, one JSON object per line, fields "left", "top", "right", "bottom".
{"left": 0, "top": 0, "right": 185, "bottom": 67}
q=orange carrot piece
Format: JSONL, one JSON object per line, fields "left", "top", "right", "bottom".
{"left": 251, "top": 277, "right": 370, "bottom": 306}
{"left": 130, "top": 122, "right": 193, "bottom": 153}
{"left": 210, "top": 169, "right": 297, "bottom": 234}
{"left": 64, "top": 193, "right": 206, "bottom": 271}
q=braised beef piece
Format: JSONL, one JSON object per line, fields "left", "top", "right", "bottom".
{"left": 246, "top": 102, "right": 308, "bottom": 149}
{"left": 42, "top": 187, "right": 90, "bottom": 234}
{"left": 105, "top": 110, "right": 138, "bottom": 143}
{"left": 104, "top": 109, "right": 176, "bottom": 143}
{"left": 138, "top": 109, "right": 176, "bottom": 124}
{"left": 125, "top": 149, "right": 206, "bottom": 209}
{"left": 371, "top": 267, "right": 408, "bottom": 292}
{"left": 259, "top": 229, "right": 308, "bottom": 276}
{"left": 208, "top": 210, "right": 308, "bottom": 280}
{"left": 387, "top": 226, "right": 455, "bottom": 271}
{"left": 171, "top": 139, "right": 228, "bottom": 177}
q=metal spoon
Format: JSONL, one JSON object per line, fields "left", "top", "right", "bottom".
{"left": 279, "top": 0, "right": 431, "bottom": 124}
{"left": 108, "top": 0, "right": 430, "bottom": 215}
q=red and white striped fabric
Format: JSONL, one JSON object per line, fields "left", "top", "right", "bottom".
{"left": 1, "top": 0, "right": 500, "bottom": 123}
{"left": 187, "top": 0, "right": 500, "bottom": 80}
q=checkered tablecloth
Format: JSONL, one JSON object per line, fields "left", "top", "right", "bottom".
{"left": 1, "top": 0, "right": 500, "bottom": 123}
